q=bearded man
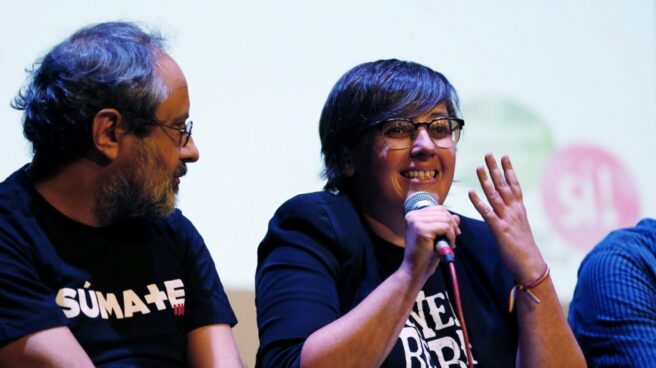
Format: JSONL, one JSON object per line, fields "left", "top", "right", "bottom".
{"left": 0, "top": 21, "right": 242, "bottom": 367}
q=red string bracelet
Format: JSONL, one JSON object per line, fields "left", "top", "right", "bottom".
{"left": 507, "top": 265, "right": 550, "bottom": 313}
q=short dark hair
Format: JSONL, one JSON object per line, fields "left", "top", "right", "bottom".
{"left": 12, "top": 21, "right": 168, "bottom": 181}
{"left": 319, "top": 59, "right": 460, "bottom": 192}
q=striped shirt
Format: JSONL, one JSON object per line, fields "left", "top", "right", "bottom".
{"left": 569, "top": 218, "right": 656, "bottom": 367}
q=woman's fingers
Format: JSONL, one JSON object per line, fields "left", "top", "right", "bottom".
{"left": 500, "top": 155, "right": 523, "bottom": 200}
{"left": 405, "top": 207, "right": 461, "bottom": 246}
{"left": 485, "top": 153, "right": 514, "bottom": 203}
{"left": 468, "top": 189, "right": 498, "bottom": 226}
{"left": 476, "top": 165, "right": 506, "bottom": 218}
{"left": 475, "top": 153, "right": 527, "bottom": 219}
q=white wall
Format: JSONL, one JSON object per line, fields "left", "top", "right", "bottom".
{"left": 1, "top": 0, "right": 654, "bottom": 302}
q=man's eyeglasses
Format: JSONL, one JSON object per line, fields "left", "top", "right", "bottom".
{"left": 146, "top": 119, "right": 194, "bottom": 147}
{"left": 372, "top": 117, "right": 464, "bottom": 150}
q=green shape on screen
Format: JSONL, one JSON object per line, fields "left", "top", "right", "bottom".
{"left": 456, "top": 97, "right": 555, "bottom": 191}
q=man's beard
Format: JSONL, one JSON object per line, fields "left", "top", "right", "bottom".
{"left": 95, "top": 142, "right": 186, "bottom": 224}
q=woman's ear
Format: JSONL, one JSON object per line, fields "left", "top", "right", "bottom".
{"left": 91, "top": 108, "right": 128, "bottom": 161}
{"left": 340, "top": 148, "right": 355, "bottom": 177}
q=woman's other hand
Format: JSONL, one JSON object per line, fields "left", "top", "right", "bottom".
{"left": 468, "top": 153, "right": 546, "bottom": 284}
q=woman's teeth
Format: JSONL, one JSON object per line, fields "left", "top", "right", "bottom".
{"left": 403, "top": 170, "right": 436, "bottom": 180}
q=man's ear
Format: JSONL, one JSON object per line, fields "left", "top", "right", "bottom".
{"left": 91, "top": 108, "right": 128, "bottom": 161}
{"left": 340, "top": 148, "right": 355, "bottom": 177}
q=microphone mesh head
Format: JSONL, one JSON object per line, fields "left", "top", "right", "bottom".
{"left": 403, "top": 192, "right": 438, "bottom": 215}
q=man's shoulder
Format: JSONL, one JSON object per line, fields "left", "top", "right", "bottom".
{"left": 0, "top": 166, "right": 39, "bottom": 236}
{"left": 160, "top": 208, "right": 189, "bottom": 227}
{"left": 587, "top": 218, "right": 656, "bottom": 259}
{"left": 578, "top": 218, "right": 656, "bottom": 280}
{"left": 151, "top": 208, "right": 200, "bottom": 244}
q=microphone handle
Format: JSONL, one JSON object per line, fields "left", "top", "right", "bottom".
{"left": 436, "top": 238, "right": 455, "bottom": 263}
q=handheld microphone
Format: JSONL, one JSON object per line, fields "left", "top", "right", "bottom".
{"left": 404, "top": 192, "right": 473, "bottom": 367}
{"left": 403, "top": 192, "right": 455, "bottom": 263}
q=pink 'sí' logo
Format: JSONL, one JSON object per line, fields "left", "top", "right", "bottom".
{"left": 541, "top": 144, "right": 641, "bottom": 251}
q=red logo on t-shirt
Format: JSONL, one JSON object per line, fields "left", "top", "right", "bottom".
{"left": 173, "top": 303, "right": 185, "bottom": 317}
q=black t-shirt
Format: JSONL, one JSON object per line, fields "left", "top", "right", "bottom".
{"left": 256, "top": 191, "right": 518, "bottom": 368}
{"left": 374, "top": 234, "right": 476, "bottom": 367}
{"left": 0, "top": 167, "right": 236, "bottom": 366}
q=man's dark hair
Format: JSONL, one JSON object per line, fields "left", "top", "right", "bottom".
{"left": 319, "top": 59, "right": 460, "bottom": 192}
{"left": 12, "top": 21, "right": 168, "bottom": 181}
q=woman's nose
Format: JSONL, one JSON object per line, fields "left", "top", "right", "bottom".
{"left": 410, "top": 127, "right": 437, "bottom": 157}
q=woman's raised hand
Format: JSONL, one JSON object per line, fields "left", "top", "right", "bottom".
{"left": 468, "top": 153, "right": 546, "bottom": 283}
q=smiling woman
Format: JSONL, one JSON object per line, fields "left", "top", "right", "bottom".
{"left": 254, "top": 59, "right": 586, "bottom": 368}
